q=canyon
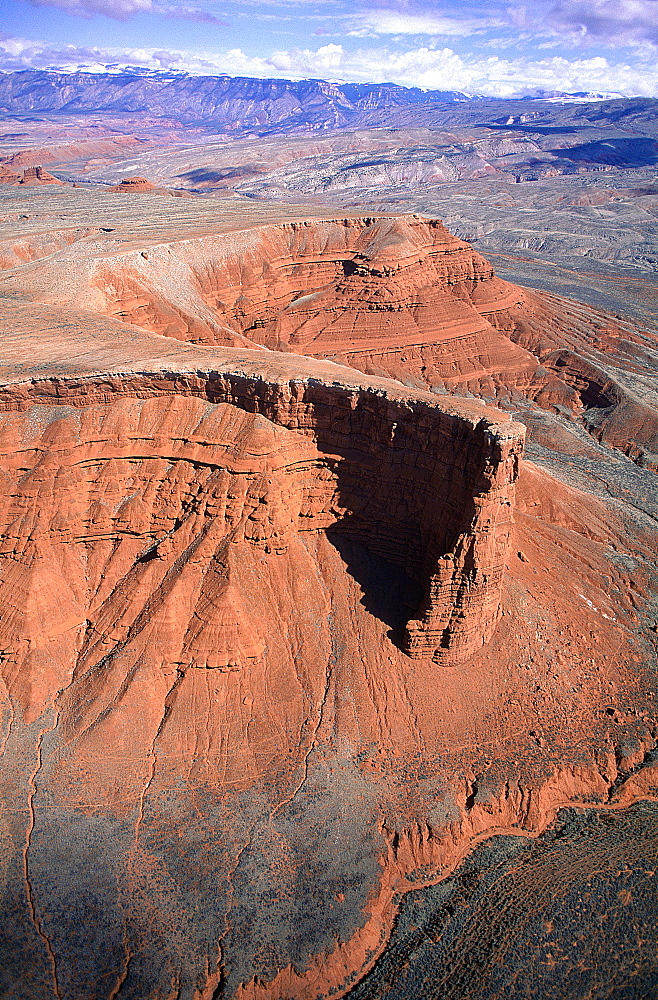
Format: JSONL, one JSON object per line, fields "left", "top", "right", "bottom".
{"left": 0, "top": 83, "right": 657, "bottom": 1000}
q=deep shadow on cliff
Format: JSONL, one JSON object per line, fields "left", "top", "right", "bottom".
{"left": 325, "top": 529, "right": 423, "bottom": 636}
{"left": 0, "top": 197, "right": 656, "bottom": 1000}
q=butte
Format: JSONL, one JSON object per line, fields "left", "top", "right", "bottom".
{"left": 0, "top": 189, "right": 656, "bottom": 999}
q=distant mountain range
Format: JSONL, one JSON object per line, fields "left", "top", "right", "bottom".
{"left": 1, "top": 69, "right": 654, "bottom": 135}
{"left": 0, "top": 70, "right": 471, "bottom": 130}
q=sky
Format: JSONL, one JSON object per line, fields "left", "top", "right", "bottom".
{"left": 0, "top": 0, "right": 657, "bottom": 97}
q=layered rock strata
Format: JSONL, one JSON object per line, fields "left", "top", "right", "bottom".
{"left": 0, "top": 164, "right": 64, "bottom": 185}
{"left": 2, "top": 215, "right": 537, "bottom": 391}
{"left": 9, "top": 211, "right": 654, "bottom": 464}
{"left": 0, "top": 204, "right": 656, "bottom": 1000}
{"left": 107, "top": 175, "right": 193, "bottom": 197}
{"left": 0, "top": 360, "right": 523, "bottom": 671}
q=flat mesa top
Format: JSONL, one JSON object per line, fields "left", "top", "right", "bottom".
{"left": 0, "top": 184, "right": 369, "bottom": 245}
{"left": 0, "top": 185, "right": 522, "bottom": 439}
{"left": 0, "top": 296, "right": 523, "bottom": 439}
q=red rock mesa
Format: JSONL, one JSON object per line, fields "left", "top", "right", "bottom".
{"left": 0, "top": 208, "right": 656, "bottom": 1000}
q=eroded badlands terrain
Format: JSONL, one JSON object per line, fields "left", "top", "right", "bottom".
{"left": 2, "top": 75, "right": 658, "bottom": 332}
{"left": 0, "top": 177, "right": 657, "bottom": 999}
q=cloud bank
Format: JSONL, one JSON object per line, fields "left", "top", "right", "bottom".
{"left": 1, "top": 32, "right": 656, "bottom": 96}
{"left": 347, "top": 9, "right": 495, "bottom": 39}
{"left": 18, "top": 0, "right": 658, "bottom": 51}
{"left": 547, "top": 0, "right": 658, "bottom": 47}
{"left": 4, "top": 0, "right": 658, "bottom": 97}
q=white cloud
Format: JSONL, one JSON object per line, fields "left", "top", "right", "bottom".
{"left": 350, "top": 0, "right": 658, "bottom": 51}
{"left": 18, "top": 0, "right": 658, "bottom": 52}
{"left": 162, "top": 5, "right": 227, "bottom": 24}
{"left": 26, "top": 0, "right": 226, "bottom": 22}
{"left": 27, "top": 0, "right": 153, "bottom": 17}
{"left": 348, "top": 9, "right": 491, "bottom": 38}
{"left": 0, "top": 33, "right": 657, "bottom": 96}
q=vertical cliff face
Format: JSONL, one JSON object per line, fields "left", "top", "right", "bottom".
{"left": 2, "top": 214, "right": 538, "bottom": 395}
{"left": 403, "top": 422, "right": 520, "bottom": 661}
{"left": 0, "top": 366, "right": 524, "bottom": 680}
{"left": 0, "top": 337, "right": 533, "bottom": 998}
{"left": 0, "top": 205, "right": 656, "bottom": 1000}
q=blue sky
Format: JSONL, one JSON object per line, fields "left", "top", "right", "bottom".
{"left": 1, "top": 0, "right": 658, "bottom": 96}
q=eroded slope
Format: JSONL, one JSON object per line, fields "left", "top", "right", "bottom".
{"left": 0, "top": 202, "right": 656, "bottom": 1000}
{"left": 4, "top": 208, "right": 656, "bottom": 467}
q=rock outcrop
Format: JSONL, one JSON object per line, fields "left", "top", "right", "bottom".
{"left": 107, "top": 175, "right": 193, "bottom": 197}
{"left": 18, "top": 165, "right": 64, "bottom": 186}
{"left": 0, "top": 163, "right": 21, "bottom": 184}
{"left": 7, "top": 211, "right": 656, "bottom": 464}
{"left": 0, "top": 164, "right": 64, "bottom": 185}
{"left": 0, "top": 326, "right": 523, "bottom": 671}
{"left": 0, "top": 202, "right": 656, "bottom": 1000}
{"left": 1, "top": 214, "right": 537, "bottom": 387}
{"left": 108, "top": 175, "right": 156, "bottom": 192}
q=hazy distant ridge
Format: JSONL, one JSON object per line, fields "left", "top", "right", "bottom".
{"left": 0, "top": 69, "right": 470, "bottom": 129}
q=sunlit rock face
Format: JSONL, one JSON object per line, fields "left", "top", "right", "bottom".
{"left": 9, "top": 211, "right": 655, "bottom": 465}
{"left": 0, "top": 205, "right": 656, "bottom": 1000}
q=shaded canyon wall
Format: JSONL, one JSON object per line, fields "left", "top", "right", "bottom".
{"left": 0, "top": 367, "right": 524, "bottom": 724}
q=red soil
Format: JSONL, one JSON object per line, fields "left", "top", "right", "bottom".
{"left": 0, "top": 211, "right": 655, "bottom": 999}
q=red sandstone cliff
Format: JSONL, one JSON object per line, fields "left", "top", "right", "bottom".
{"left": 6, "top": 213, "right": 655, "bottom": 464}
{"left": 0, "top": 164, "right": 65, "bottom": 185}
{"left": 0, "top": 315, "right": 523, "bottom": 682}
{"left": 0, "top": 211, "right": 656, "bottom": 1000}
